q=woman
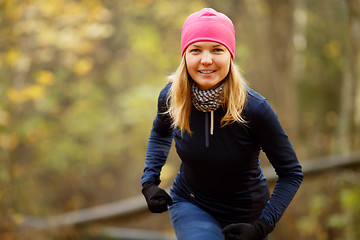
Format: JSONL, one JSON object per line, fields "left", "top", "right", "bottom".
{"left": 141, "top": 8, "right": 303, "bottom": 240}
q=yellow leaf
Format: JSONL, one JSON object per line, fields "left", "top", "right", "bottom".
{"left": 38, "top": 0, "right": 61, "bottom": 16}
{"left": 76, "top": 41, "right": 94, "bottom": 55}
{"left": 12, "top": 214, "right": 25, "bottom": 224}
{"left": 24, "top": 85, "right": 45, "bottom": 100}
{"left": 64, "top": 2, "right": 84, "bottom": 17}
{"left": 7, "top": 88, "right": 28, "bottom": 103}
{"left": 0, "top": 134, "right": 19, "bottom": 151}
{"left": 26, "top": 132, "right": 38, "bottom": 145}
{"left": 36, "top": 70, "right": 55, "bottom": 85}
{"left": 37, "top": 26, "right": 58, "bottom": 46}
{"left": 0, "top": 110, "right": 10, "bottom": 126}
{"left": 4, "top": 0, "right": 24, "bottom": 21}
{"left": 73, "top": 57, "right": 94, "bottom": 76}
{"left": 5, "top": 49, "right": 20, "bottom": 66}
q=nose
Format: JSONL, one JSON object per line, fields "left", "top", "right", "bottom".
{"left": 200, "top": 51, "right": 213, "bottom": 65}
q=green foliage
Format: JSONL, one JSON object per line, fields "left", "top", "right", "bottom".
{"left": 296, "top": 170, "right": 360, "bottom": 240}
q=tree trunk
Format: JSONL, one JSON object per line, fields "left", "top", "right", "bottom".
{"left": 347, "top": 0, "right": 360, "bottom": 149}
{"left": 335, "top": 0, "right": 360, "bottom": 152}
{"left": 265, "top": 0, "right": 298, "bottom": 140}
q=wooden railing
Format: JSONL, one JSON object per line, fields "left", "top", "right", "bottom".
{"left": 19, "top": 151, "right": 360, "bottom": 239}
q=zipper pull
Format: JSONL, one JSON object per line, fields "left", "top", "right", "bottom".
{"left": 210, "top": 111, "right": 214, "bottom": 135}
{"left": 205, "top": 112, "right": 209, "bottom": 148}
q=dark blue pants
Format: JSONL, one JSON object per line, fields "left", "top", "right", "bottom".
{"left": 169, "top": 191, "right": 269, "bottom": 240}
{"left": 169, "top": 191, "right": 225, "bottom": 240}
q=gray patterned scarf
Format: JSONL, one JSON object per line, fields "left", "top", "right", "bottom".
{"left": 191, "top": 82, "right": 224, "bottom": 112}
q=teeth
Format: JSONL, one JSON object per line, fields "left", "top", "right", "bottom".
{"left": 199, "top": 70, "right": 214, "bottom": 74}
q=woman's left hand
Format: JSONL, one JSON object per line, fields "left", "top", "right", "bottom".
{"left": 222, "top": 218, "right": 271, "bottom": 240}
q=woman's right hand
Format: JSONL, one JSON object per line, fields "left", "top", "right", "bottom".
{"left": 142, "top": 182, "right": 173, "bottom": 213}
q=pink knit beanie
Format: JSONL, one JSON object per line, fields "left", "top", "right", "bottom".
{"left": 181, "top": 8, "right": 235, "bottom": 59}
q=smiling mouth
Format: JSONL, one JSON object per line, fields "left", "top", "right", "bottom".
{"left": 199, "top": 70, "right": 216, "bottom": 74}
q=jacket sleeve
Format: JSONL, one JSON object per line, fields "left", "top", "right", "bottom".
{"left": 251, "top": 99, "right": 303, "bottom": 230}
{"left": 141, "top": 84, "right": 173, "bottom": 186}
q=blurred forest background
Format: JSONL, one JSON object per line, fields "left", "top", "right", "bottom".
{"left": 1, "top": 0, "right": 360, "bottom": 239}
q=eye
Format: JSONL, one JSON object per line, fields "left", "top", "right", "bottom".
{"left": 190, "top": 48, "right": 200, "bottom": 53}
{"left": 213, "top": 48, "right": 224, "bottom": 53}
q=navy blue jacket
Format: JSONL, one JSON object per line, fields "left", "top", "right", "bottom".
{"left": 141, "top": 83, "right": 303, "bottom": 229}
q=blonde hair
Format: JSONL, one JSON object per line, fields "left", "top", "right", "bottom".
{"left": 167, "top": 55, "right": 248, "bottom": 135}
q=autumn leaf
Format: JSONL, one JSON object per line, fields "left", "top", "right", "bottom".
{"left": 36, "top": 70, "right": 55, "bottom": 86}
{"left": 73, "top": 57, "right": 94, "bottom": 76}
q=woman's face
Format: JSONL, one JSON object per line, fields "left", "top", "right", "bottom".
{"left": 185, "top": 41, "right": 231, "bottom": 90}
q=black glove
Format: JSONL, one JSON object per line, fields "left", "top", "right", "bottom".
{"left": 222, "top": 218, "right": 271, "bottom": 240}
{"left": 142, "top": 182, "right": 173, "bottom": 213}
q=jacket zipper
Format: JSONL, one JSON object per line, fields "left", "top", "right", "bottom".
{"left": 205, "top": 111, "right": 214, "bottom": 148}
